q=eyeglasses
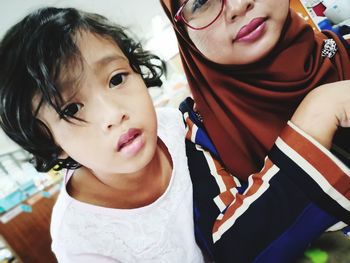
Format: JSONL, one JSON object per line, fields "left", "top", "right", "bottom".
{"left": 174, "top": 0, "right": 226, "bottom": 30}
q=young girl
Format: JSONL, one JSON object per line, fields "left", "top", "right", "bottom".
{"left": 160, "top": 0, "right": 350, "bottom": 179}
{"left": 0, "top": 5, "right": 349, "bottom": 263}
{"left": 0, "top": 7, "right": 203, "bottom": 262}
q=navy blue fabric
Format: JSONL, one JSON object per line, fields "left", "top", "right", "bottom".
{"left": 180, "top": 97, "right": 349, "bottom": 263}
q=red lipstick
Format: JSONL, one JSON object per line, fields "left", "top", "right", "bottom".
{"left": 235, "top": 17, "right": 266, "bottom": 42}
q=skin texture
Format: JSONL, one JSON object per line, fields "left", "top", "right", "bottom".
{"left": 179, "top": 0, "right": 289, "bottom": 64}
{"left": 291, "top": 80, "right": 350, "bottom": 149}
{"left": 37, "top": 31, "right": 171, "bottom": 208}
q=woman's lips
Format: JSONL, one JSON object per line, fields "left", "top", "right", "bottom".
{"left": 235, "top": 17, "right": 267, "bottom": 42}
{"left": 117, "top": 128, "right": 144, "bottom": 156}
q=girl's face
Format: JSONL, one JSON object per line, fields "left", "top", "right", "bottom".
{"left": 37, "top": 32, "right": 158, "bottom": 180}
{"left": 179, "top": 0, "right": 289, "bottom": 65}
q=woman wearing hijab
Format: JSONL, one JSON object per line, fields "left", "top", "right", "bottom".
{"left": 161, "top": 0, "right": 350, "bottom": 262}
{"left": 161, "top": 0, "right": 350, "bottom": 179}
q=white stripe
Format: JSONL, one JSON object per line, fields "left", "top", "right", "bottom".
{"left": 326, "top": 221, "right": 347, "bottom": 232}
{"left": 183, "top": 112, "right": 189, "bottom": 135}
{"left": 275, "top": 137, "right": 350, "bottom": 211}
{"left": 191, "top": 123, "right": 198, "bottom": 143}
{"left": 195, "top": 145, "right": 227, "bottom": 193}
{"left": 288, "top": 121, "right": 350, "bottom": 177}
{"left": 242, "top": 156, "right": 269, "bottom": 195}
{"left": 230, "top": 187, "right": 239, "bottom": 196}
{"left": 213, "top": 165, "right": 280, "bottom": 243}
{"left": 214, "top": 196, "right": 227, "bottom": 212}
{"left": 243, "top": 172, "right": 255, "bottom": 195}
{"left": 242, "top": 158, "right": 269, "bottom": 195}
{"left": 232, "top": 175, "right": 241, "bottom": 187}
{"left": 214, "top": 188, "right": 239, "bottom": 212}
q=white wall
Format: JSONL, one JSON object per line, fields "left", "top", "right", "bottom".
{"left": 0, "top": 0, "right": 178, "bottom": 154}
{"left": 0, "top": 0, "right": 170, "bottom": 40}
{"left": 0, "top": 129, "right": 20, "bottom": 155}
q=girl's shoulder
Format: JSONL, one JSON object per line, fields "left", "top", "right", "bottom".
{"left": 156, "top": 107, "right": 183, "bottom": 125}
{"left": 156, "top": 106, "right": 185, "bottom": 138}
{"left": 50, "top": 181, "right": 73, "bottom": 240}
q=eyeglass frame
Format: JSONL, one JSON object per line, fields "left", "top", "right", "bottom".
{"left": 174, "top": 0, "right": 226, "bottom": 30}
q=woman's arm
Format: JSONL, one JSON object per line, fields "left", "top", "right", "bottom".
{"left": 181, "top": 81, "right": 350, "bottom": 262}
{"left": 291, "top": 80, "right": 350, "bottom": 149}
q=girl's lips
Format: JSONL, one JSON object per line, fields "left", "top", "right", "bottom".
{"left": 235, "top": 17, "right": 267, "bottom": 42}
{"left": 117, "top": 128, "right": 142, "bottom": 152}
{"left": 118, "top": 133, "right": 144, "bottom": 157}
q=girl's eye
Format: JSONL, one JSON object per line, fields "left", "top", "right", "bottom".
{"left": 60, "top": 103, "right": 83, "bottom": 118}
{"left": 109, "top": 73, "right": 127, "bottom": 89}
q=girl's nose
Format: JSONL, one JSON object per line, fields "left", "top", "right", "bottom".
{"left": 225, "top": 0, "right": 255, "bottom": 20}
{"left": 97, "top": 95, "right": 129, "bottom": 132}
{"left": 104, "top": 112, "right": 129, "bottom": 131}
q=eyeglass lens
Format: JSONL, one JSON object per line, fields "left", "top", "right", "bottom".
{"left": 182, "top": 0, "right": 223, "bottom": 29}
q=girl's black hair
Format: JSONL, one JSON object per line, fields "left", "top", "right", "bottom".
{"left": 0, "top": 7, "right": 166, "bottom": 172}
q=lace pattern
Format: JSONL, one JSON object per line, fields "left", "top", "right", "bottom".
{"left": 52, "top": 108, "right": 203, "bottom": 262}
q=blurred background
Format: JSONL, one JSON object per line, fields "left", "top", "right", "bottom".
{"left": 0, "top": 1, "right": 349, "bottom": 263}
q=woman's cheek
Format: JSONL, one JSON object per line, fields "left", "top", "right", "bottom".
{"left": 189, "top": 30, "right": 221, "bottom": 58}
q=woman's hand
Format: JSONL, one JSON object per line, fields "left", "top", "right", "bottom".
{"left": 291, "top": 80, "right": 350, "bottom": 149}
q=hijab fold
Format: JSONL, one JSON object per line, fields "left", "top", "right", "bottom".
{"left": 161, "top": 0, "right": 350, "bottom": 179}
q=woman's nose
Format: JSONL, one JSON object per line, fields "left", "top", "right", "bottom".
{"left": 225, "top": 0, "right": 255, "bottom": 20}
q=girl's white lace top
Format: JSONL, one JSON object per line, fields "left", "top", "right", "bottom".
{"left": 50, "top": 108, "right": 204, "bottom": 263}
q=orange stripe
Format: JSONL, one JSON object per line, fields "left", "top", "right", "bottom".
{"left": 203, "top": 151, "right": 238, "bottom": 207}
{"left": 185, "top": 117, "right": 239, "bottom": 207}
{"left": 216, "top": 191, "right": 235, "bottom": 208}
{"left": 185, "top": 116, "right": 194, "bottom": 140}
{"left": 213, "top": 159, "right": 274, "bottom": 233}
{"left": 213, "top": 157, "right": 237, "bottom": 191}
{"left": 280, "top": 125, "right": 350, "bottom": 199}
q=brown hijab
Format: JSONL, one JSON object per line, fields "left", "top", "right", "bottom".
{"left": 160, "top": 0, "right": 350, "bottom": 179}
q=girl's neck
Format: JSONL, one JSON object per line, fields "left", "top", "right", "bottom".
{"left": 67, "top": 138, "right": 173, "bottom": 209}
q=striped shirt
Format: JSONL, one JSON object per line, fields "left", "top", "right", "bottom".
{"left": 180, "top": 97, "right": 350, "bottom": 263}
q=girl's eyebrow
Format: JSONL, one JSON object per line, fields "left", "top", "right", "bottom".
{"left": 62, "top": 90, "right": 80, "bottom": 105}
{"left": 57, "top": 74, "right": 84, "bottom": 103}
{"left": 93, "top": 54, "right": 128, "bottom": 70}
